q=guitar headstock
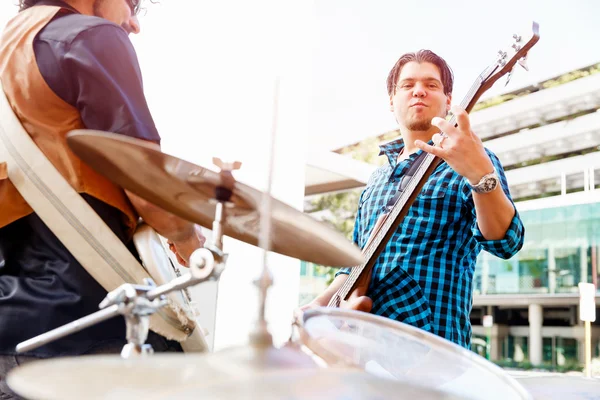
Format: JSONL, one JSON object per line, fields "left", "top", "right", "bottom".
{"left": 467, "top": 22, "right": 540, "bottom": 111}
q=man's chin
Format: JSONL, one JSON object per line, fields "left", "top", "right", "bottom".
{"left": 407, "top": 121, "right": 432, "bottom": 132}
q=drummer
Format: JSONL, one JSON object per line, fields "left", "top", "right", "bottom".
{"left": 0, "top": 0, "right": 204, "bottom": 396}
{"left": 301, "top": 50, "right": 524, "bottom": 350}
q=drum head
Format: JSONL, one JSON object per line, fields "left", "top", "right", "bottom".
{"left": 514, "top": 375, "right": 600, "bottom": 400}
{"left": 299, "top": 308, "right": 532, "bottom": 400}
{"left": 7, "top": 351, "right": 463, "bottom": 400}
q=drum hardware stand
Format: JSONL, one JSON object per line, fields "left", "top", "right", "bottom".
{"left": 247, "top": 78, "right": 279, "bottom": 349}
{"left": 15, "top": 187, "right": 233, "bottom": 358}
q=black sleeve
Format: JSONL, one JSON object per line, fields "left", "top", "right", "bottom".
{"left": 35, "top": 22, "right": 160, "bottom": 144}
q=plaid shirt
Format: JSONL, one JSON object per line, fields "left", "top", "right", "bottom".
{"left": 338, "top": 138, "right": 524, "bottom": 349}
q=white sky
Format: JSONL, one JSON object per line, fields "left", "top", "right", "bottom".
{"left": 310, "top": 0, "right": 600, "bottom": 150}
{"left": 1, "top": 0, "right": 599, "bottom": 153}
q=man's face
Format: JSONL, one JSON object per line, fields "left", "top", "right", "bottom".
{"left": 93, "top": 0, "right": 139, "bottom": 34}
{"left": 389, "top": 61, "right": 451, "bottom": 132}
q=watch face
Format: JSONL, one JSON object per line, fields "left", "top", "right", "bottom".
{"left": 473, "top": 174, "right": 499, "bottom": 193}
{"left": 479, "top": 176, "right": 498, "bottom": 193}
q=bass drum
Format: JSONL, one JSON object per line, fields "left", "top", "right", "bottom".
{"left": 293, "top": 307, "right": 532, "bottom": 400}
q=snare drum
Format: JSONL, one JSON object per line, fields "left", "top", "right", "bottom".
{"left": 293, "top": 307, "right": 532, "bottom": 400}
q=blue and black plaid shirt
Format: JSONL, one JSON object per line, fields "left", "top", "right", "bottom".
{"left": 338, "top": 138, "right": 524, "bottom": 349}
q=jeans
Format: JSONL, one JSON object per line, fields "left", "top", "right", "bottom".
{"left": 0, "top": 335, "right": 182, "bottom": 399}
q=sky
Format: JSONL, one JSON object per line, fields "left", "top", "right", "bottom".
{"left": 1, "top": 0, "right": 599, "bottom": 154}
{"left": 310, "top": 0, "right": 600, "bottom": 150}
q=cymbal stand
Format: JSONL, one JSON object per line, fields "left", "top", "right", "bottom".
{"left": 248, "top": 78, "right": 279, "bottom": 348}
{"left": 15, "top": 187, "right": 233, "bottom": 358}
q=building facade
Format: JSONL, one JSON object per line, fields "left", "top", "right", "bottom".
{"left": 302, "top": 62, "right": 600, "bottom": 369}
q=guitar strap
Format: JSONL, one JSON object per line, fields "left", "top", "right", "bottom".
{"left": 0, "top": 81, "right": 194, "bottom": 342}
{"left": 385, "top": 150, "right": 429, "bottom": 211}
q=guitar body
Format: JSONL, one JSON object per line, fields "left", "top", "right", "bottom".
{"left": 133, "top": 223, "right": 210, "bottom": 352}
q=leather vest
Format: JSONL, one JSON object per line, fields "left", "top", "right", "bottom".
{"left": 0, "top": 5, "right": 137, "bottom": 235}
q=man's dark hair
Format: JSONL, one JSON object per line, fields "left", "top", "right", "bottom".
{"left": 386, "top": 49, "right": 454, "bottom": 97}
{"left": 18, "top": 0, "right": 42, "bottom": 11}
{"left": 19, "top": 0, "right": 154, "bottom": 14}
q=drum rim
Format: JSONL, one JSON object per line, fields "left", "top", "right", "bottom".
{"left": 299, "top": 307, "right": 533, "bottom": 400}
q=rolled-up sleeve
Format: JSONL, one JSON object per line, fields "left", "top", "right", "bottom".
{"left": 464, "top": 149, "right": 525, "bottom": 259}
{"left": 473, "top": 210, "right": 524, "bottom": 259}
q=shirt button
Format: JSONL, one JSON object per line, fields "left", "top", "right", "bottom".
{"left": 390, "top": 178, "right": 397, "bottom": 183}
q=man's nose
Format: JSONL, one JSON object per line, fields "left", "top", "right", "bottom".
{"left": 412, "top": 83, "right": 426, "bottom": 97}
{"left": 124, "top": 15, "right": 141, "bottom": 35}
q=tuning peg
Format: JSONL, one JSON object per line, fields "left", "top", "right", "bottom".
{"left": 212, "top": 157, "right": 242, "bottom": 172}
{"left": 518, "top": 54, "right": 529, "bottom": 71}
{"left": 505, "top": 69, "right": 513, "bottom": 87}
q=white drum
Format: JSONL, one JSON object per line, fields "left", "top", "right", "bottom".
{"left": 294, "top": 307, "right": 532, "bottom": 400}
{"left": 7, "top": 350, "right": 465, "bottom": 400}
{"left": 514, "top": 375, "right": 600, "bottom": 400}
{"left": 133, "top": 224, "right": 209, "bottom": 352}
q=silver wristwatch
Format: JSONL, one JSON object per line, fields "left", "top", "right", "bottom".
{"left": 469, "top": 170, "right": 499, "bottom": 194}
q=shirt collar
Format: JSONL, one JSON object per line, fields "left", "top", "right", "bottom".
{"left": 378, "top": 137, "right": 405, "bottom": 167}
{"left": 378, "top": 136, "right": 434, "bottom": 168}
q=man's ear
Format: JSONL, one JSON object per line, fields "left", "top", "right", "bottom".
{"left": 446, "top": 94, "right": 452, "bottom": 112}
{"left": 389, "top": 97, "right": 394, "bottom": 112}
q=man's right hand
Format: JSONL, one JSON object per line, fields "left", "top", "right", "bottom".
{"left": 167, "top": 225, "right": 206, "bottom": 267}
{"left": 341, "top": 295, "right": 373, "bottom": 313}
{"left": 294, "top": 292, "right": 372, "bottom": 320}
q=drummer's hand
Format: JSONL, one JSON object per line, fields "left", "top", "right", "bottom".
{"left": 168, "top": 225, "right": 206, "bottom": 267}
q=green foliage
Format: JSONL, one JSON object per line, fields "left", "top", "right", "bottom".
{"left": 307, "top": 139, "right": 387, "bottom": 285}
{"left": 542, "top": 63, "right": 600, "bottom": 89}
{"left": 338, "top": 130, "right": 399, "bottom": 165}
{"left": 473, "top": 93, "right": 523, "bottom": 112}
{"left": 493, "top": 359, "right": 583, "bottom": 373}
{"left": 308, "top": 188, "right": 363, "bottom": 285}
{"left": 472, "top": 62, "right": 600, "bottom": 113}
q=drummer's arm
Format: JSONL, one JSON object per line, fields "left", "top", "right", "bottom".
{"left": 126, "top": 191, "right": 205, "bottom": 266}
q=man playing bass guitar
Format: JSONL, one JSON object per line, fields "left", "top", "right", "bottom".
{"left": 301, "top": 50, "right": 524, "bottom": 349}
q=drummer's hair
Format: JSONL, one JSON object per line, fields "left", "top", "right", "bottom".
{"left": 386, "top": 50, "right": 454, "bottom": 97}
{"left": 18, "top": 0, "right": 42, "bottom": 11}
{"left": 18, "top": 0, "right": 159, "bottom": 12}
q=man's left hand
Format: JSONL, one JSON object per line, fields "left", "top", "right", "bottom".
{"left": 415, "top": 105, "right": 495, "bottom": 185}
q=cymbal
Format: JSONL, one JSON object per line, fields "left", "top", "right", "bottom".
{"left": 7, "top": 351, "right": 458, "bottom": 400}
{"left": 66, "top": 130, "right": 363, "bottom": 267}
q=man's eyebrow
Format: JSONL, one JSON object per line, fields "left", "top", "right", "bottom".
{"left": 398, "top": 77, "right": 442, "bottom": 84}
